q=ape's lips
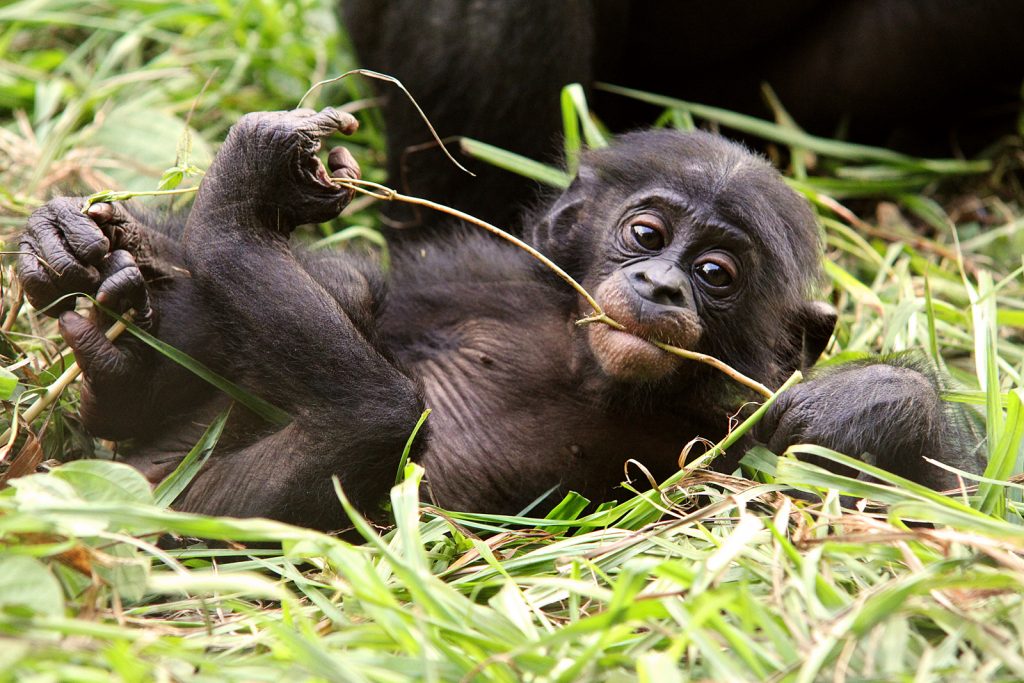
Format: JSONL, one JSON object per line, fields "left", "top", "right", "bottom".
{"left": 585, "top": 274, "right": 702, "bottom": 381}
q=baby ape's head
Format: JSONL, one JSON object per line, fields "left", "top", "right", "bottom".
{"left": 531, "top": 130, "right": 831, "bottom": 386}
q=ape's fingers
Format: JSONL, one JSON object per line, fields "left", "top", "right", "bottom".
{"left": 243, "top": 108, "right": 359, "bottom": 140}
{"left": 97, "top": 250, "right": 153, "bottom": 328}
{"left": 754, "top": 390, "right": 796, "bottom": 451}
{"left": 27, "top": 197, "right": 110, "bottom": 266}
{"left": 85, "top": 202, "right": 116, "bottom": 225}
{"left": 298, "top": 107, "right": 359, "bottom": 138}
{"left": 59, "top": 311, "right": 133, "bottom": 385}
{"left": 328, "top": 146, "right": 361, "bottom": 180}
{"left": 17, "top": 237, "right": 73, "bottom": 315}
{"left": 21, "top": 199, "right": 104, "bottom": 303}
{"left": 85, "top": 202, "right": 150, "bottom": 254}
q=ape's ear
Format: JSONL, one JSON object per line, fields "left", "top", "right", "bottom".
{"left": 795, "top": 301, "right": 837, "bottom": 368}
{"left": 780, "top": 301, "right": 837, "bottom": 371}
{"left": 529, "top": 167, "right": 597, "bottom": 271}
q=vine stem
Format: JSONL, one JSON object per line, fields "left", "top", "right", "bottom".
{"left": 1, "top": 319, "right": 128, "bottom": 451}
{"left": 334, "top": 177, "right": 774, "bottom": 399}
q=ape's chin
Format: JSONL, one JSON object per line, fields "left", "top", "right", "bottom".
{"left": 587, "top": 324, "right": 681, "bottom": 382}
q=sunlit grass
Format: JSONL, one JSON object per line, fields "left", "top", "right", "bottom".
{"left": 2, "top": 2, "right": 1024, "bottom": 681}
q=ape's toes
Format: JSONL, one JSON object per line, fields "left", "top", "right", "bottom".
{"left": 328, "top": 146, "right": 361, "bottom": 181}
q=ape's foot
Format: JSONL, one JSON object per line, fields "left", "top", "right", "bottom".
{"left": 192, "top": 108, "right": 361, "bottom": 231}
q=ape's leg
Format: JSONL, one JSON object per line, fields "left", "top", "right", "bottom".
{"left": 177, "top": 109, "right": 424, "bottom": 526}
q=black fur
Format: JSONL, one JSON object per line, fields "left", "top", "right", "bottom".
{"left": 18, "top": 110, "right": 983, "bottom": 529}
{"left": 344, "top": 0, "right": 1024, "bottom": 230}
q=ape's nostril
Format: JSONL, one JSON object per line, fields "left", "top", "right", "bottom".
{"left": 628, "top": 267, "right": 688, "bottom": 307}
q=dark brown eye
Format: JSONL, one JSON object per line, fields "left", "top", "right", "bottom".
{"left": 629, "top": 219, "right": 666, "bottom": 251}
{"left": 693, "top": 251, "right": 738, "bottom": 290}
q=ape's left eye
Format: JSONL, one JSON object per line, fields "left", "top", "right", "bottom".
{"left": 693, "top": 251, "right": 738, "bottom": 290}
{"left": 628, "top": 218, "right": 666, "bottom": 251}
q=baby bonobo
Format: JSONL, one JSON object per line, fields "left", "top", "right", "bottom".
{"left": 18, "top": 108, "right": 982, "bottom": 529}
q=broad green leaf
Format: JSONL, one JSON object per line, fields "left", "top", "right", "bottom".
{"left": 92, "top": 542, "right": 150, "bottom": 603}
{"left": 0, "top": 556, "right": 64, "bottom": 617}
{"left": 90, "top": 103, "right": 212, "bottom": 192}
{"left": 0, "top": 367, "right": 18, "bottom": 400}
{"left": 52, "top": 460, "right": 154, "bottom": 505}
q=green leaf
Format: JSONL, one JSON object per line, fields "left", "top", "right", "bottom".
{"left": 596, "top": 83, "right": 991, "bottom": 175}
{"left": 823, "top": 260, "right": 883, "bottom": 308}
{"left": 157, "top": 168, "right": 183, "bottom": 191}
{"left": 979, "top": 388, "right": 1024, "bottom": 513}
{"left": 740, "top": 446, "right": 779, "bottom": 477}
{"left": 90, "top": 103, "right": 212, "bottom": 192}
{"left": 52, "top": 460, "right": 154, "bottom": 505}
{"left": 395, "top": 409, "right": 431, "bottom": 485}
{"left": 92, "top": 542, "right": 150, "bottom": 603}
{"left": 153, "top": 407, "right": 231, "bottom": 507}
{"left": 0, "top": 556, "right": 64, "bottom": 617}
{"left": 560, "top": 82, "right": 608, "bottom": 174}
{"left": 0, "top": 367, "right": 18, "bottom": 400}
{"left": 98, "top": 307, "right": 290, "bottom": 426}
{"left": 460, "top": 138, "right": 571, "bottom": 188}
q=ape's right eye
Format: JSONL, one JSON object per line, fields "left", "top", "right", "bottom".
{"left": 628, "top": 217, "right": 666, "bottom": 251}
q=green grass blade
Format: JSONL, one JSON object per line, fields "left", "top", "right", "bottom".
{"left": 103, "top": 308, "right": 290, "bottom": 426}
{"left": 152, "top": 406, "right": 231, "bottom": 507}
{"left": 460, "top": 137, "right": 571, "bottom": 188}
{"left": 596, "top": 83, "right": 991, "bottom": 174}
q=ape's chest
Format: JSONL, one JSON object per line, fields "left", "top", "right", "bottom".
{"left": 407, "top": 316, "right": 715, "bottom": 513}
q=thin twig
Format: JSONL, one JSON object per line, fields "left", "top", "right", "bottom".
{"left": 334, "top": 177, "right": 774, "bottom": 398}
{"left": 81, "top": 187, "right": 199, "bottom": 213}
{"left": 2, "top": 278, "right": 23, "bottom": 333}
{"left": 299, "top": 69, "right": 474, "bottom": 177}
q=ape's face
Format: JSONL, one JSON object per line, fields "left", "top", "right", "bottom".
{"left": 586, "top": 186, "right": 752, "bottom": 381}
{"left": 536, "top": 130, "right": 824, "bottom": 385}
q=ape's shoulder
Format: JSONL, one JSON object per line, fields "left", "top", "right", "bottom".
{"left": 383, "top": 227, "right": 572, "bottom": 328}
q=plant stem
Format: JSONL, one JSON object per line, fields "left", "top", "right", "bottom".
{"left": 1, "top": 319, "right": 127, "bottom": 450}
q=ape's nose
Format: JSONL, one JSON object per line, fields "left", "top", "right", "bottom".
{"left": 626, "top": 262, "right": 690, "bottom": 308}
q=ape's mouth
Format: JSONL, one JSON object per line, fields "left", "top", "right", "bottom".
{"left": 584, "top": 274, "right": 703, "bottom": 382}
{"left": 587, "top": 322, "right": 681, "bottom": 382}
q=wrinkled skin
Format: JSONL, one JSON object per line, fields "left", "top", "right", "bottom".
{"left": 18, "top": 109, "right": 983, "bottom": 529}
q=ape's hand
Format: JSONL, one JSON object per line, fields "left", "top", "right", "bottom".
{"left": 192, "top": 108, "right": 361, "bottom": 232}
{"left": 18, "top": 198, "right": 164, "bottom": 326}
{"left": 756, "top": 361, "right": 977, "bottom": 490}
{"left": 18, "top": 198, "right": 204, "bottom": 440}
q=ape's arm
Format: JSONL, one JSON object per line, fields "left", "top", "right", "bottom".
{"left": 173, "top": 108, "right": 424, "bottom": 524}
{"left": 756, "top": 355, "right": 984, "bottom": 490}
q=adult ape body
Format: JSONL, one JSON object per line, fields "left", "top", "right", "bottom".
{"left": 344, "top": 0, "right": 1024, "bottom": 230}
{"left": 18, "top": 109, "right": 981, "bottom": 529}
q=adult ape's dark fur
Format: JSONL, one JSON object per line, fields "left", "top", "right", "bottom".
{"left": 18, "top": 109, "right": 982, "bottom": 529}
{"left": 344, "top": 0, "right": 1024, "bottom": 230}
